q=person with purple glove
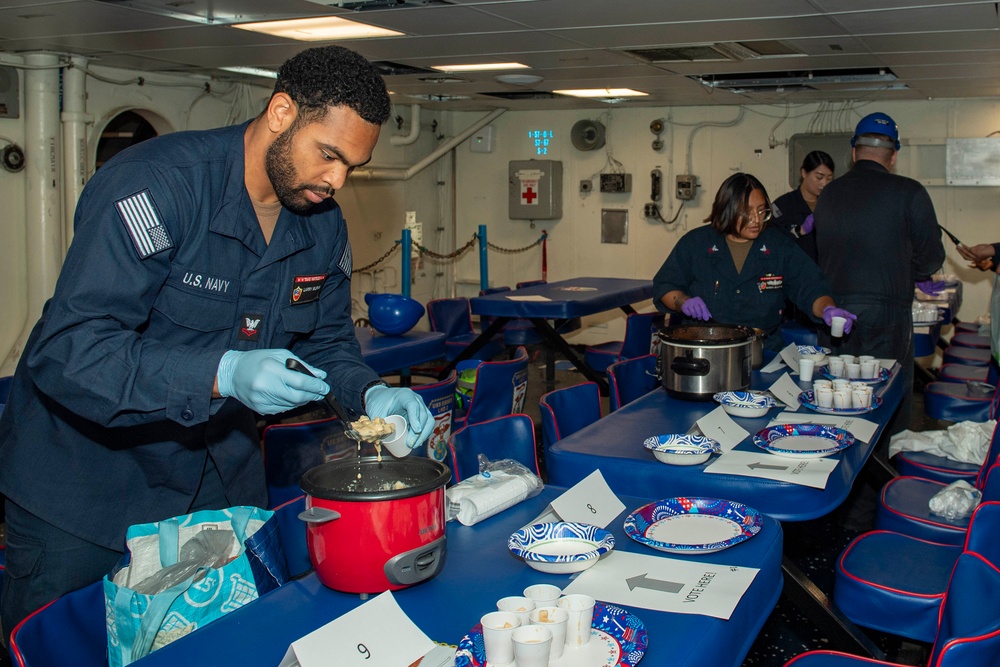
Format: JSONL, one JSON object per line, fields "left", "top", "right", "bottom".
{"left": 813, "top": 112, "right": 945, "bottom": 436}
{"left": 653, "top": 173, "right": 854, "bottom": 351}
{"left": 916, "top": 279, "right": 947, "bottom": 296}
{"left": 772, "top": 150, "right": 835, "bottom": 262}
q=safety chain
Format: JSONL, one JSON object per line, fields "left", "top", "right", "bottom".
{"left": 416, "top": 233, "right": 479, "bottom": 261}
{"left": 352, "top": 241, "right": 400, "bottom": 274}
{"left": 486, "top": 234, "right": 545, "bottom": 254}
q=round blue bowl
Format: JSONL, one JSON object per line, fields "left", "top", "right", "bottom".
{"left": 364, "top": 293, "right": 424, "bottom": 336}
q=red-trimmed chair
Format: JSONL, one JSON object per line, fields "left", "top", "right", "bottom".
{"left": 539, "top": 382, "right": 602, "bottom": 452}
{"left": 937, "top": 363, "right": 996, "bottom": 385}
{"left": 607, "top": 354, "right": 659, "bottom": 411}
{"left": 426, "top": 297, "right": 504, "bottom": 362}
{"left": 8, "top": 579, "right": 106, "bottom": 667}
{"left": 453, "top": 346, "right": 529, "bottom": 431}
{"left": 942, "top": 345, "right": 992, "bottom": 366}
{"left": 950, "top": 332, "right": 990, "bottom": 349}
{"left": 833, "top": 501, "right": 1000, "bottom": 643}
{"left": 922, "top": 380, "right": 999, "bottom": 424}
{"left": 584, "top": 311, "right": 664, "bottom": 375}
{"left": 876, "top": 461, "right": 1000, "bottom": 546}
{"left": 446, "top": 414, "right": 542, "bottom": 483}
{"left": 787, "top": 550, "right": 1000, "bottom": 667}
{"left": 411, "top": 371, "right": 458, "bottom": 462}
{"left": 892, "top": 416, "right": 1000, "bottom": 485}
{"left": 954, "top": 321, "right": 985, "bottom": 335}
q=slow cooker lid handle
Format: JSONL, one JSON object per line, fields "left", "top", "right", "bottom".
{"left": 298, "top": 507, "right": 342, "bottom": 524}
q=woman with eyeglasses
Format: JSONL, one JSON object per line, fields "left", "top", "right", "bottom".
{"left": 772, "top": 150, "right": 835, "bottom": 262}
{"left": 653, "top": 172, "right": 856, "bottom": 351}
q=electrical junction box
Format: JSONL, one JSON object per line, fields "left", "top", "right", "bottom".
{"left": 470, "top": 125, "right": 494, "bottom": 153}
{"left": 600, "top": 173, "right": 632, "bottom": 193}
{"left": 509, "top": 160, "right": 562, "bottom": 220}
{"left": 676, "top": 174, "right": 698, "bottom": 200}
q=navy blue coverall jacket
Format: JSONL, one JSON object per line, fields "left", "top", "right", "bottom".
{"left": 653, "top": 225, "right": 831, "bottom": 350}
{"left": 0, "top": 122, "right": 381, "bottom": 550}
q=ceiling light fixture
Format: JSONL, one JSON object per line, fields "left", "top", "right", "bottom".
{"left": 553, "top": 88, "right": 648, "bottom": 98}
{"left": 495, "top": 73, "right": 544, "bottom": 85}
{"left": 219, "top": 66, "right": 278, "bottom": 79}
{"left": 233, "top": 16, "right": 403, "bottom": 41}
{"left": 431, "top": 62, "right": 528, "bottom": 72}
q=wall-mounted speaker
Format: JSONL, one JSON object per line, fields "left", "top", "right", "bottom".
{"left": 570, "top": 119, "right": 606, "bottom": 151}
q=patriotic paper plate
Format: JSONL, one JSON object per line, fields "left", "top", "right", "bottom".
{"left": 623, "top": 497, "right": 762, "bottom": 555}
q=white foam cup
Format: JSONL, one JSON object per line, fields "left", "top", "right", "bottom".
{"left": 481, "top": 611, "right": 520, "bottom": 665}
{"left": 798, "top": 358, "right": 816, "bottom": 382}
{"left": 815, "top": 387, "right": 834, "bottom": 408}
{"left": 380, "top": 414, "right": 411, "bottom": 458}
{"left": 558, "top": 594, "right": 595, "bottom": 646}
{"left": 529, "top": 606, "right": 568, "bottom": 660}
{"left": 846, "top": 363, "right": 861, "bottom": 379}
{"left": 828, "top": 357, "right": 846, "bottom": 377}
{"left": 833, "top": 390, "right": 851, "bottom": 409}
{"left": 523, "top": 584, "right": 562, "bottom": 607}
{"left": 860, "top": 360, "right": 878, "bottom": 379}
{"left": 511, "top": 625, "right": 552, "bottom": 667}
{"left": 830, "top": 316, "right": 847, "bottom": 338}
{"left": 497, "top": 596, "right": 535, "bottom": 627}
{"left": 840, "top": 354, "right": 857, "bottom": 365}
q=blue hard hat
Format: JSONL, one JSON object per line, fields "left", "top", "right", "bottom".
{"left": 851, "top": 112, "right": 900, "bottom": 150}
{"left": 364, "top": 293, "right": 424, "bottom": 336}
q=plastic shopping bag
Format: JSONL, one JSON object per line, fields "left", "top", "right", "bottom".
{"left": 104, "top": 506, "right": 289, "bottom": 666}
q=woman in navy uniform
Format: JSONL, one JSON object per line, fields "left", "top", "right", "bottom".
{"left": 0, "top": 46, "right": 433, "bottom": 640}
{"left": 772, "top": 150, "right": 835, "bottom": 261}
{"left": 653, "top": 173, "right": 855, "bottom": 351}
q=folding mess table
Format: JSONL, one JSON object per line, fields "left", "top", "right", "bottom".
{"left": 355, "top": 326, "right": 446, "bottom": 384}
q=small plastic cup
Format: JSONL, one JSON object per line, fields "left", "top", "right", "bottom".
{"left": 840, "top": 354, "right": 857, "bottom": 365}
{"left": 815, "top": 387, "right": 834, "bottom": 408}
{"left": 830, "top": 316, "right": 847, "bottom": 338}
{"left": 833, "top": 390, "right": 851, "bottom": 409}
{"left": 798, "top": 358, "right": 815, "bottom": 382}
{"left": 481, "top": 611, "right": 520, "bottom": 665}
{"left": 860, "top": 360, "right": 878, "bottom": 379}
{"left": 813, "top": 380, "right": 833, "bottom": 394}
{"left": 380, "top": 414, "right": 410, "bottom": 458}
{"left": 523, "top": 584, "right": 562, "bottom": 608}
{"left": 558, "top": 594, "right": 595, "bottom": 647}
{"left": 497, "top": 596, "right": 535, "bottom": 627}
{"left": 846, "top": 363, "right": 861, "bottom": 379}
{"left": 529, "top": 606, "right": 568, "bottom": 660}
{"left": 828, "top": 357, "right": 846, "bottom": 377}
{"left": 852, "top": 388, "right": 871, "bottom": 409}
{"left": 511, "top": 625, "right": 552, "bottom": 667}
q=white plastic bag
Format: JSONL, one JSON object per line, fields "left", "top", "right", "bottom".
{"left": 888, "top": 420, "right": 995, "bottom": 464}
{"left": 445, "top": 457, "right": 543, "bottom": 526}
{"left": 928, "top": 480, "right": 982, "bottom": 521}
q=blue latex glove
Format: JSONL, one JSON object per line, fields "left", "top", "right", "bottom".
{"left": 916, "top": 279, "right": 946, "bottom": 296}
{"left": 217, "top": 349, "right": 329, "bottom": 414}
{"left": 822, "top": 306, "right": 858, "bottom": 334}
{"left": 365, "top": 385, "right": 433, "bottom": 450}
{"left": 800, "top": 214, "right": 815, "bottom": 235}
{"left": 681, "top": 296, "right": 712, "bottom": 321}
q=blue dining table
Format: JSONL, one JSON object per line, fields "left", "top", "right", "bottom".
{"left": 137, "top": 486, "right": 783, "bottom": 667}
{"left": 546, "top": 359, "right": 905, "bottom": 658}
{"left": 442, "top": 277, "right": 654, "bottom": 392}
{"left": 355, "top": 326, "right": 446, "bottom": 383}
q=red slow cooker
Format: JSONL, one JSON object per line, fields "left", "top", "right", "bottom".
{"left": 299, "top": 456, "right": 450, "bottom": 594}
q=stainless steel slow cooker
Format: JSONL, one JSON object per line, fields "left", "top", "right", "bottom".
{"left": 658, "top": 324, "right": 754, "bottom": 400}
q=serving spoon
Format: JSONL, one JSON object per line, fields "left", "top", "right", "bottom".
{"left": 285, "top": 358, "right": 365, "bottom": 443}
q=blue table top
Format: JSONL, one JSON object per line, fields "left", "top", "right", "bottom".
{"left": 470, "top": 277, "right": 653, "bottom": 319}
{"left": 548, "top": 364, "right": 904, "bottom": 522}
{"left": 138, "top": 486, "right": 783, "bottom": 667}
{"left": 355, "top": 327, "right": 446, "bottom": 375}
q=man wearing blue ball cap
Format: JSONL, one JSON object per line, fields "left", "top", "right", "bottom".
{"left": 813, "top": 111, "right": 945, "bottom": 436}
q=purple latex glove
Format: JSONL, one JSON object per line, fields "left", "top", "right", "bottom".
{"left": 822, "top": 306, "right": 857, "bottom": 334}
{"left": 800, "top": 214, "right": 815, "bottom": 235}
{"left": 681, "top": 296, "right": 712, "bottom": 321}
{"left": 916, "top": 279, "right": 946, "bottom": 296}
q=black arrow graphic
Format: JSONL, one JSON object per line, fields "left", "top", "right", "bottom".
{"left": 626, "top": 573, "right": 684, "bottom": 594}
{"left": 748, "top": 461, "right": 789, "bottom": 471}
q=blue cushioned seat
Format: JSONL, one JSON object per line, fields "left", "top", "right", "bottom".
{"left": 539, "top": 382, "right": 601, "bottom": 452}
{"left": 950, "top": 332, "right": 990, "bottom": 349}
{"left": 943, "top": 345, "right": 992, "bottom": 366}
{"left": 584, "top": 312, "right": 663, "bottom": 376}
{"left": 447, "top": 413, "right": 541, "bottom": 483}
{"left": 427, "top": 297, "right": 505, "bottom": 362}
{"left": 411, "top": 371, "right": 458, "bottom": 462}
{"left": 923, "top": 381, "right": 996, "bottom": 423}
{"left": 262, "top": 417, "right": 345, "bottom": 509}
{"left": 607, "top": 354, "right": 658, "bottom": 411}
{"left": 938, "top": 363, "right": 992, "bottom": 384}
{"left": 955, "top": 321, "right": 985, "bottom": 335}
{"left": 452, "top": 346, "right": 529, "bottom": 432}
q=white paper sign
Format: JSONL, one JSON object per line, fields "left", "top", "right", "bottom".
{"left": 548, "top": 469, "right": 626, "bottom": 528}
{"left": 778, "top": 343, "right": 802, "bottom": 374}
{"left": 703, "top": 450, "right": 838, "bottom": 489}
{"left": 767, "top": 412, "right": 878, "bottom": 443}
{"left": 563, "top": 550, "right": 759, "bottom": 620}
{"left": 506, "top": 295, "right": 551, "bottom": 302}
{"left": 760, "top": 355, "right": 787, "bottom": 374}
{"left": 768, "top": 372, "right": 803, "bottom": 410}
{"left": 696, "top": 406, "right": 750, "bottom": 452}
{"left": 278, "top": 591, "right": 433, "bottom": 667}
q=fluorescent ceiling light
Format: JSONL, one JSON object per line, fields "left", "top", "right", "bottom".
{"left": 233, "top": 16, "right": 403, "bottom": 41}
{"left": 431, "top": 62, "right": 528, "bottom": 72}
{"left": 553, "top": 88, "right": 648, "bottom": 98}
{"left": 219, "top": 66, "right": 278, "bottom": 79}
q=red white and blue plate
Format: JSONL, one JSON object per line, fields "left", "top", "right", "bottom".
{"left": 753, "top": 423, "right": 855, "bottom": 459}
{"left": 798, "top": 390, "right": 883, "bottom": 416}
{"left": 623, "top": 497, "right": 763, "bottom": 555}
{"left": 454, "top": 601, "right": 648, "bottom": 666}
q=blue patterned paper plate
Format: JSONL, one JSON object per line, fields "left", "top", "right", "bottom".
{"left": 712, "top": 391, "right": 779, "bottom": 418}
{"left": 819, "top": 365, "right": 891, "bottom": 384}
{"left": 798, "top": 390, "right": 883, "bottom": 416}
{"left": 508, "top": 522, "right": 615, "bottom": 573}
{"left": 753, "top": 423, "right": 855, "bottom": 459}
{"left": 455, "top": 601, "right": 648, "bottom": 667}
{"left": 623, "top": 497, "right": 763, "bottom": 554}
{"left": 797, "top": 345, "right": 832, "bottom": 356}
{"left": 642, "top": 434, "right": 721, "bottom": 455}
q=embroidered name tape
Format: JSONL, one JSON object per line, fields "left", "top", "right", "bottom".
{"left": 116, "top": 190, "right": 173, "bottom": 259}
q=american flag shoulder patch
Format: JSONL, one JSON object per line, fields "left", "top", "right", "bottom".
{"left": 337, "top": 242, "right": 353, "bottom": 277}
{"left": 115, "top": 189, "right": 173, "bottom": 259}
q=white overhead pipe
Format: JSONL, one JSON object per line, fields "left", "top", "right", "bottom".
{"left": 4, "top": 52, "right": 63, "bottom": 371}
{"left": 354, "top": 108, "right": 506, "bottom": 181}
{"left": 389, "top": 104, "right": 421, "bottom": 146}
{"left": 62, "top": 55, "right": 91, "bottom": 251}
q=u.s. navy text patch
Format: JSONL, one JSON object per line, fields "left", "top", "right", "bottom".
{"left": 115, "top": 190, "right": 173, "bottom": 259}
